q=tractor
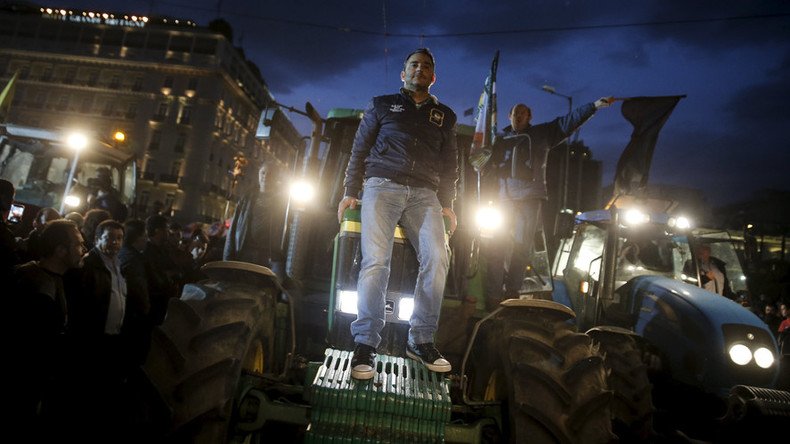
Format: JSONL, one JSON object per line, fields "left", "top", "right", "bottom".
{"left": 140, "top": 105, "right": 615, "bottom": 443}
{"left": 550, "top": 194, "right": 789, "bottom": 441}
{"left": 139, "top": 103, "right": 789, "bottom": 444}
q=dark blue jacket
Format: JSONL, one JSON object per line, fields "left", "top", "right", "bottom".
{"left": 343, "top": 90, "right": 459, "bottom": 208}
{"left": 491, "top": 102, "right": 597, "bottom": 201}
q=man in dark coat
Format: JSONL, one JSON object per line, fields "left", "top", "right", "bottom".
{"left": 9, "top": 220, "right": 84, "bottom": 436}
{"left": 119, "top": 218, "right": 151, "bottom": 365}
{"left": 483, "top": 98, "right": 613, "bottom": 304}
{"left": 224, "top": 160, "right": 284, "bottom": 277}
{"left": 143, "top": 214, "right": 181, "bottom": 325}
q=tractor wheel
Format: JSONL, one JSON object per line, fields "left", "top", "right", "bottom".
{"left": 591, "top": 331, "right": 655, "bottom": 441}
{"left": 143, "top": 276, "right": 277, "bottom": 444}
{"left": 496, "top": 313, "right": 613, "bottom": 444}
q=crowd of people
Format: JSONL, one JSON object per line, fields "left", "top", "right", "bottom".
{"left": 1, "top": 177, "right": 227, "bottom": 440}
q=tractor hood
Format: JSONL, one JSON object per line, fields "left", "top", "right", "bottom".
{"left": 625, "top": 275, "right": 779, "bottom": 396}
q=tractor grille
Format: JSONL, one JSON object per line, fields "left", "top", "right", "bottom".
{"left": 305, "top": 348, "right": 451, "bottom": 443}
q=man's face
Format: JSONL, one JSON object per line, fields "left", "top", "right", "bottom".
{"left": 401, "top": 52, "right": 435, "bottom": 92}
{"left": 64, "top": 228, "right": 86, "bottom": 269}
{"left": 509, "top": 105, "right": 532, "bottom": 132}
{"left": 696, "top": 246, "right": 711, "bottom": 261}
{"left": 97, "top": 227, "right": 124, "bottom": 257}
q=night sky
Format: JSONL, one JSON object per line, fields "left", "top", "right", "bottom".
{"left": 40, "top": 1, "right": 790, "bottom": 205}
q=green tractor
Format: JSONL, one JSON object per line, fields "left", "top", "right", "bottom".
{"left": 141, "top": 105, "right": 616, "bottom": 443}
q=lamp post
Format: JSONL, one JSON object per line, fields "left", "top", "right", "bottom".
{"left": 541, "top": 85, "right": 573, "bottom": 228}
{"left": 60, "top": 132, "right": 88, "bottom": 214}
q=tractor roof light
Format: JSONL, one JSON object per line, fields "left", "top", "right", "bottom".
{"left": 64, "top": 195, "right": 81, "bottom": 208}
{"left": 669, "top": 216, "right": 692, "bottom": 230}
{"left": 622, "top": 208, "right": 649, "bottom": 226}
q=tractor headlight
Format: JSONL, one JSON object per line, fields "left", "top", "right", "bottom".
{"left": 337, "top": 290, "right": 358, "bottom": 315}
{"left": 669, "top": 216, "right": 692, "bottom": 230}
{"left": 64, "top": 194, "right": 81, "bottom": 208}
{"left": 475, "top": 203, "right": 503, "bottom": 238}
{"left": 753, "top": 347, "right": 775, "bottom": 369}
{"left": 728, "top": 343, "right": 752, "bottom": 366}
{"left": 290, "top": 180, "right": 315, "bottom": 206}
{"left": 623, "top": 208, "right": 649, "bottom": 225}
{"left": 397, "top": 297, "right": 414, "bottom": 321}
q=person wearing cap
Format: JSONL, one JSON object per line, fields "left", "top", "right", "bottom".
{"left": 337, "top": 48, "right": 458, "bottom": 379}
{"left": 482, "top": 96, "right": 614, "bottom": 305}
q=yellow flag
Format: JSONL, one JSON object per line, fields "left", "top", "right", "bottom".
{"left": 0, "top": 72, "right": 18, "bottom": 120}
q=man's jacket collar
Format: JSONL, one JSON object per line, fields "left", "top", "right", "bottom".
{"left": 399, "top": 88, "right": 439, "bottom": 106}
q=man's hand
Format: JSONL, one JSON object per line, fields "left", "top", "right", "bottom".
{"left": 594, "top": 96, "right": 615, "bottom": 109}
{"left": 442, "top": 207, "right": 457, "bottom": 236}
{"left": 337, "top": 196, "right": 358, "bottom": 223}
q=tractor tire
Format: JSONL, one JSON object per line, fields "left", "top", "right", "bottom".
{"left": 143, "top": 276, "right": 277, "bottom": 444}
{"left": 591, "top": 331, "right": 655, "bottom": 442}
{"left": 496, "top": 313, "right": 613, "bottom": 444}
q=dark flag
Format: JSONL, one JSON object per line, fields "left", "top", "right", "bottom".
{"left": 613, "top": 95, "right": 685, "bottom": 196}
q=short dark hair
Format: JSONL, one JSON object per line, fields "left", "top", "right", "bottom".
{"left": 38, "top": 220, "right": 79, "bottom": 258}
{"left": 403, "top": 48, "right": 435, "bottom": 68}
{"left": 0, "top": 179, "right": 14, "bottom": 212}
{"left": 123, "top": 218, "right": 146, "bottom": 246}
{"left": 95, "top": 219, "right": 123, "bottom": 242}
{"left": 146, "top": 214, "right": 169, "bottom": 236}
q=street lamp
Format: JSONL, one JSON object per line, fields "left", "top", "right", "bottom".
{"left": 541, "top": 85, "right": 573, "bottom": 218}
{"left": 59, "top": 131, "right": 88, "bottom": 214}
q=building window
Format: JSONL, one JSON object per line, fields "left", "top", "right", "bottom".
{"left": 152, "top": 102, "right": 168, "bottom": 121}
{"left": 56, "top": 95, "right": 69, "bottom": 111}
{"left": 87, "top": 70, "right": 98, "bottom": 86}
{"left": 33, "top": 91, "right": 46, "bottom": 109}
{"left": 163, "top": 76, "right": 174, "bottom": 88}
{"left": 79, "top": 97, "right": 92, "bottom": 113}
{"left": 170, "top": 160, "right": 182, "bottom": 176}
{"left": 138, "top": 190, "right": 150, "bottom": 212}
{"left": 187, "top": 77, "right": 198, "bottom": 92}
{"left": 63, "top": 67, "right": 76, "bottom": 84}
{"left": 125, "top": 103, "right": 137, "bottom": 119}
{"left": 148, "top": 130, "right": 162, "bottom": 151}
{"left": 40, "top": 67, "right": 53, "bottom": 82}
{"left": 110, "top": 75, "right": 120, "bottom": 89}
{"left": 19, "top": 65, "right": 30, "bottom": 80}
{"left": 174, "top": 134, "right": 187, "bottom": 153}
{"left": 102, "top": 101, "right": 114, "bottom": 116}
{"left": 164, "top": 193, "right": 175, "bottom": 210}
{"left": 178, "top": 105, "right": 192, "bottom": 125}
{"left": 132, "top": 77, "right": 143, "bottom": 92}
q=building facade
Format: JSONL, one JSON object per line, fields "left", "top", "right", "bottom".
{"left": 0, "top": 2, "right": 303, "bottom": 223}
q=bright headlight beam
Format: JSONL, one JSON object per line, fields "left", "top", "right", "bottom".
{"left": 290, "top": 180, "right": 315, "bottom": 204}
{"left": 475, "top": 205, "right": 503, "bottom": 230}
{"left": 64, "top": 195, "right": 81, "bottom": 207}
{"left": 753, "top": 347, "right": 775, "bottom": 369}
{"left": 337, "top": 290, "right": 358, "bottom": 315}
{"left": 398, "top": 297, "right": 414, "bottom": 321}
{"left": 728, "top": 343, "right": 752, "bottom": 366}
{"left": 623, "top": 209, "right": 648, "bottom": 225}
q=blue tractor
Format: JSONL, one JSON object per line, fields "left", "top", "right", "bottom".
{"left": 550, "top": 194, "right": 788, "bottom": 440}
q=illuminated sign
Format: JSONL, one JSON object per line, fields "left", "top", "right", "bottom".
{"left": 40, "top": 9, "right": 148, "bottom": 28}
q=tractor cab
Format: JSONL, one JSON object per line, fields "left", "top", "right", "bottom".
{"left": 551, "top": 195, "right": 696, "bottom": 329}
{"left": 0, "top": 123, "right": 136, "bottom": 228}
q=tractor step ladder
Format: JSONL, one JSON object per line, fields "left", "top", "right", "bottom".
{"left": 306, "top": 348, "right": 452, "bottom": 443}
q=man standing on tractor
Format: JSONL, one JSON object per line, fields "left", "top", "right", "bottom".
{"left": 483, "top": 97, "right": 613, "bottom": 304}
{"left": 337, "top": 48, "right": 458, "bottom": 380}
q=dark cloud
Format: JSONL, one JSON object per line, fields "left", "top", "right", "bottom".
{"left": 35, "top": 0, "right": 790, "bottom": 204}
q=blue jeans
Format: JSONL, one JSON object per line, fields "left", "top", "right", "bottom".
{"left": 350, "top": 177, "right": 450, "bottom": 348}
